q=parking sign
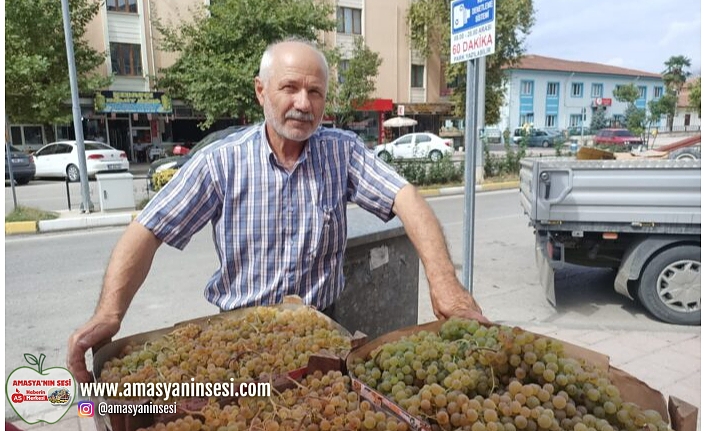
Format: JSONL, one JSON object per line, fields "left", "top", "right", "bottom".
{"left": 450, "top": 0, "right": 496, "bottom": 64}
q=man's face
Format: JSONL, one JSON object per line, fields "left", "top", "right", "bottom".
{"left": 255, "top": 43, "right": 327, "bottom": 144}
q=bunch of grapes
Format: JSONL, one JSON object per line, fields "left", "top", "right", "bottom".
{"left": 138, "top": 370, "right": 411, "bottom": 431}
{"left": 100, "top": 307, "right": 351, "bottom": 397}
{"left": 349, "top": 318, "right": 671, "bottom": 431}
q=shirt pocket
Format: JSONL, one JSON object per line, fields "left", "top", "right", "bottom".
{"left": 309, "top": 202, "right": 345, "bottom": 257}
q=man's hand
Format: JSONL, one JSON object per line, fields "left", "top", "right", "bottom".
{"left": 67, "top": 315, "right": 121, "bottom": 383}
{"left": 429, "top": 279, "right": 489, "bottom": 323}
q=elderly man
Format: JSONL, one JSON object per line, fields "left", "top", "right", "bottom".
{"left": 67, "top": 38, "right": 485, "bottom": 383}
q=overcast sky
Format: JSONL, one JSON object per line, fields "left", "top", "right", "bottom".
{"left": 523, "top": 0, "right": 701, "bottom": 75}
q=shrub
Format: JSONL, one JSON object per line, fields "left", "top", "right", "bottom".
{"left": 151, "top": 169, "right": 178, "bottom": 192}
{"left": 388, "top": 155, "right": 464, "bottom": 186}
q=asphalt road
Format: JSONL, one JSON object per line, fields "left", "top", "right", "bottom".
{"left": 5, "top": 190, "right": 698, "bottom": 420}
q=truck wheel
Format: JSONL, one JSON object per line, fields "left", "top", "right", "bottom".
{"left": 669, "top": 147, "right": 701, "bottom": 160}
{"left": 637, "top": 245, "right": 700, "bottom": 325}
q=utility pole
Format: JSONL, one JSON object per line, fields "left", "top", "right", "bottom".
{"left": 61, "top": 0, "right": 94, "bottom": 212}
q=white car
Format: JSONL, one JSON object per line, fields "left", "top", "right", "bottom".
{"left": 33, "top": 140, "right": 129, "bottom": 182}
{"left": 374, "top": 132, "right": 454, "bottom": 162}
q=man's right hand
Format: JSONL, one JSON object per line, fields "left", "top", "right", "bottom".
{"left": 67, "top": 315, "right": 121, "bottom": 383}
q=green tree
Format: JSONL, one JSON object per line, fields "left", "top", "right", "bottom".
{"left": 328, "top": 37, "right": 383, "bottom": 126}
{"left": 155, "top": 0, "right": 335, "bottom": 128}
{"left": 612, "top": 83, "right": 645, "bottom": 138}
{"left": 590, "top": 107, "right": 607, "bottom": 132}
{"left": 407, "top": 0, "right": 535, "bottom": 125}
{"left": 662, "top": 55, "right": 692, "bottom": 130}
{"left": 645, "top": 95, "right": 676, "bottom": 148}
{"left": 5, "top": 0, "right": 110, "bottom": 141}
{"left": 687, "top": 77, "right": 701, "bottom": 116}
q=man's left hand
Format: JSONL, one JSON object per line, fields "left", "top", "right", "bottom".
{"left": 429, "top": 280, "right": 489, "bottom": 324}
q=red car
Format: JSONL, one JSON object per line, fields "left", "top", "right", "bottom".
{"left": 593, "top": 128, "right": 643, "bottom": 147}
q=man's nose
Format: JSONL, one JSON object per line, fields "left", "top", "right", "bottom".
{"left": 293, "top": 89, "right": 312, "bottom": 111}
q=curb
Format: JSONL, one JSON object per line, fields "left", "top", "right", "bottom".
{"left": 6, "top": 212, "right": 139, "bottom": 236}
{"left": 419, "top": 180, "right": 519, "bottom": 197}
{"left": 5, "top": 182, "right": 519, "bottom": 236}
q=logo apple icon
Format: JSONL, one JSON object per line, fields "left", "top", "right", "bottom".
{"left": 5, "top": 353, "right": 76, "bottom": 425}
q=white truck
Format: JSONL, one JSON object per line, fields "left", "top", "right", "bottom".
{"left": 520, "top": 156, "right": 701, "bottom": 325}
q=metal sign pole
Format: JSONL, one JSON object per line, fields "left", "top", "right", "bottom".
{"left": 61, "top": 0, "right": 94, "bottom": 213}
{"left": 462, "top": 59, "right": 477, "bottom": 293}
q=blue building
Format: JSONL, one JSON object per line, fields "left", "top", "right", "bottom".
{"left": 499, "top": 55, "right": 665, "bottom": 133}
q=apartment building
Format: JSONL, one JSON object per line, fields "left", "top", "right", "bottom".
{"left": 9, "top": 0, "right": 453, "bottom": 155}
{"left": 499, "top": 55, "right": 665, "bottom": 133}
{"left": 673, "top": 77, "right": 701, "bottom": 132}
{"left": 331, "top": 0, "right": 451, "bottom": 144}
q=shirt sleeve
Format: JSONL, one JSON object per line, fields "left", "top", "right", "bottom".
{"left": 346, "top": 137, "right": 408, "bottom": 222}
{"left": 136, "top": 152, "right": 222, "bottom": 250}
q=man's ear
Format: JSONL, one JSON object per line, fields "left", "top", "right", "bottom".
{"left": 254, "top": 77, "right": 265, "bottom": 106}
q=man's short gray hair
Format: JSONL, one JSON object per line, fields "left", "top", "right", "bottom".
{"left": 258, "top": 37, "right": 329, "bottom": 85}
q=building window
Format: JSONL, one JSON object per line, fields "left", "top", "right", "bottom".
{"left": 545, "top": 115, "right": 557, "bottom": 128}
{"left": 591, "top": 84, "right": 603, "bottom": 97}
{"left": 110, "top": 43, "right": 142, "bottom": 76}
{"left": 569, "top": 114, "right": 583, "bottom": 127}
{"left": 106, "top": 0, "right": 137, "bottom": 13}
{"left": 653, "top": 86, "right": 663, "bottom": 98}
{"left": 10, "top": 125, "right": 45, "bottom": 148}
{"left": 337, "top": 7, "right": 362, "bottom": 34}
{"left": 338, "top": 60, "right": 349, "bottom": 84}
{"left": 638, "top": 86, "right": 647, "bottom": 99}
{"left": 571, "top": 83, "right": 583, "bottom": 97}
{"left": 520, "top": 113, "right": 534, "bottom": 126}
{"left": 520, "top": 80, "right": 533, "bottom": 95}
{"left": 411, "top": 65, "right": 424, "bottom": 88}
{"left": 546, "top": 82, "right": 559, "bottom": 96}
{"left": 685, "top": 114, "right": 691, "bottom": 126}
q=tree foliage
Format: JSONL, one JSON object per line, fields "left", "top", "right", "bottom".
{"left": 612, "top": 83, "right": 640, "bottom": 105}
{"left": 154, "top": 0, "right": 336, "bottom": 128}
{"left": 589, "top": 107, "right": 607, "bottom": 132}
{"left": 5, "top": 0, "right": 109, "bottom": 130}
{"left": 328, "top": 37, "right": 383, "bottom": 126}
{"left": 687, "top": 77, "right": 701, "bottom": 116}
{"left": 661, "top": 55, "right": 692, "bottom": 131}
{"left": 407, "top": 0, "right": 535, "bottom": 125}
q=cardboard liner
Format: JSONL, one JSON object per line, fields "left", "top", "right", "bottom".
{"left": 345, "top": 319, "right": 696, "bottom": 431}
{"left": 91, "top": 300, "right": 352, "bottom": 431}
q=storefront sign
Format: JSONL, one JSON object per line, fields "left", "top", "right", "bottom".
{"left": 94, "top": 91, "right": 173, "bottom": 114}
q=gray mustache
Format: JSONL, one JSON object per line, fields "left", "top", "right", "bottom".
{"left": 285, "top": 110, "right": 314, "bottom": 121}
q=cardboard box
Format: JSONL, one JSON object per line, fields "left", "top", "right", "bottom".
{"left": 91, "top": 301, "right": 352, "bottom": 431}
{"left": 346, "top": 320, "right": 697, "bottom": 431}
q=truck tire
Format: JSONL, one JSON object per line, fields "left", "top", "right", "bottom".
{"left": 669, "top": 147, "right": 701, "bottom": 160}
{"left": 637, "top": 245, "right": 700, "bottom": 325}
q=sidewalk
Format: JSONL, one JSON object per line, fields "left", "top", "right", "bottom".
{"left": 4, "top": 181, "right": 521, "bottom": 236}
{"left": 7, "top": 323, "right": 699, "bottom": 431}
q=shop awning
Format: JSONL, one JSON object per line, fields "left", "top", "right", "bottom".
{"left": 354, "top": 99, "right": 393, "bottom": 112}
{"left": 94, "top": 91, "right": 173, "bottom": 114}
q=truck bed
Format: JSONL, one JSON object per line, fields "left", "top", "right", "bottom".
{"left": 520, "top": 157, "right": 701, "bottom": 234}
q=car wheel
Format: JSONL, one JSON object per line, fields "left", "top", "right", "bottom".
{"left": 542, "top": 140, "right": 549, "bottom": 148}
{"left": 378, "top": 151, "right": 392, "bottom": 163}
{"left": 15, "top": 177, "right": 30, "bottom": 185}
{"left": 669, "top": 147, "right": 701, "bottom": 160}
{"left": 66, "top": 164, "right": 80, "bottom": 182}
{"left": 637, "top": 245, "right": 700, "bottom": 325}
{"left": 429, "top": 150, "right": 443, "bottom": 162}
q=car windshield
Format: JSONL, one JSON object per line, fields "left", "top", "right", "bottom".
{"left": 614, "top": 130, "right": 634, "bottom": 137}
{"left": 9, "top": 145, "right": 22, "bottom": 153}
{"left": 192, "top": 128, "right": 238, "bottom": 153}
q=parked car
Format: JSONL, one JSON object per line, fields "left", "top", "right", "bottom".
{"left": 148, "top": 125, "right": 245, "bottom": 189}
{"left": 32, "top": 140, "right": 129, "bottom": 182}
{"left": 593, "top": 128, "right": 643, "bottom": 148}
{"left": 374, "top": 132, "right": 454, "bottom": 162}
{"left": 4, "top": 145, "right": 36, "bottom": 185}
{"left": 512, "top": 128, "right": 563, "bottom": 147}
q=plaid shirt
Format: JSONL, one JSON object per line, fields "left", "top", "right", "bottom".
{"left": 137, "top": 124, "right": 407, "bottom": 310}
